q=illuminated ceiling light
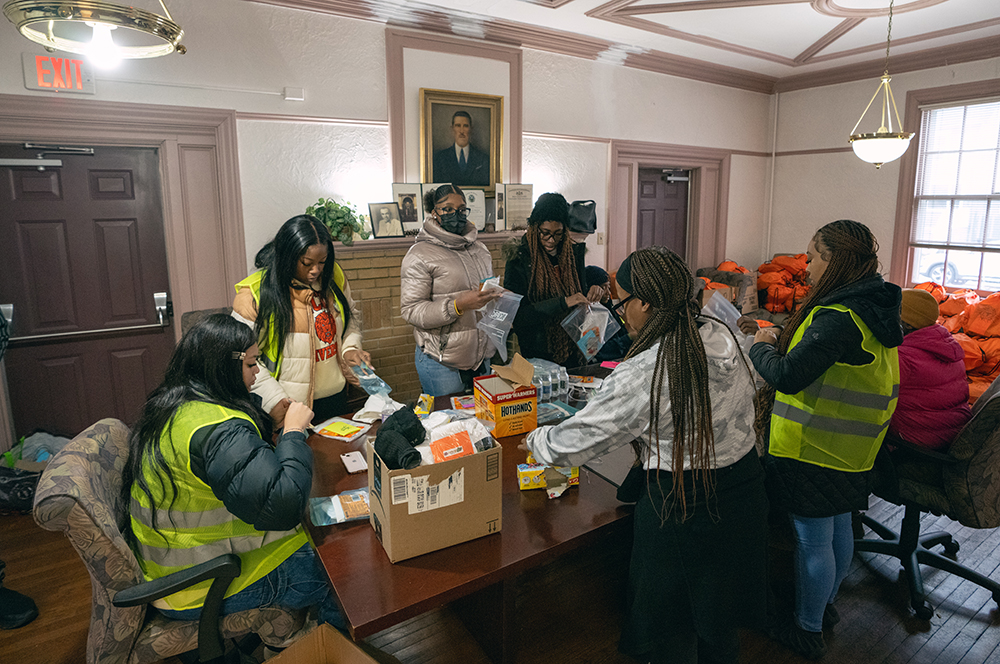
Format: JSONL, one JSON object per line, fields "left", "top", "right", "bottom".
{"left": 85, "top": 22, "right": 120, "bottom": 68}
{"left": 3, "top": 1, "right": 186, "bottom": 62}
{"left": 848, "top": 0, "right": 913, "bottom": 169}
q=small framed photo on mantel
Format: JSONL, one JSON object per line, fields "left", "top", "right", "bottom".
{"left": 392, "top": 183, "right": 423, "bottom": 233}
{"left": 368, "top": 202, "right": 404, "bottom": 238}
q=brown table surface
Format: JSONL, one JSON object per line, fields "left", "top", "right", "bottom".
{"left": 305, "top": 408, "right": 633, "bottom": 648}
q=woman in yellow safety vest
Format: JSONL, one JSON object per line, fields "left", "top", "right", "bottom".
{"left": 745, "top": 220, "right": 902, "bottom": 659}
{"left": 121, "top": 314, "right": 343, "bottom": 627}
{"left": 233, "top": 215, "right": 370, "bottom": 428}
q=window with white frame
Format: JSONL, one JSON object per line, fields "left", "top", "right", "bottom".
{"left": 909, "top": 100, "right": 1000, "bottom": 292}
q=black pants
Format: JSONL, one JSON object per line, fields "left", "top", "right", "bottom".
{"left": 311, "top": 387, "right": 350, "bottom": 423}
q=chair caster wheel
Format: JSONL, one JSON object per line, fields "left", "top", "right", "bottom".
{"left": 914, "top": 602, "right": 933, "bottom": 620}
{"left": 943, "top": 540, "right": 960, "bottom": 556}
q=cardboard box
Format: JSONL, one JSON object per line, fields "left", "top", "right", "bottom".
{"left": 474, "top": 353, "right": 538, "bottom": 438}
{"left": 267, "top": 623, "right": 389, "bottom": 664}
{"left": 367, "top": 441, "right": 502, "bottom": 563}
{"left": 699, "top": 285, "right": 733, "bottom": 308}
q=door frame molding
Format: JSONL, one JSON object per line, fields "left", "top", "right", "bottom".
{"left": 0, "top": 93, "right": 245, "bottom": 450}
{"left": 609, "top": 139, "right": 730, "bottom": 272}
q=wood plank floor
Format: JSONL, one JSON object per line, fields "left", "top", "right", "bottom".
{"left": 2, "top": 497, "right": 1000, "bottom": 664}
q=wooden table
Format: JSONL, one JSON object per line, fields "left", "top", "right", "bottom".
{"left": 305, "top": 416, "right": 633, "bottom": 663}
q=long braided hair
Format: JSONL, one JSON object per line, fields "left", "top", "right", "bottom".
{"left": 753, "top": 219, "right": 880, "bottom": 440}
{"left": 623, "top": 246, "right": 720, "bottom": 521}
{"left": 525, "top": 193, "right": 583, "bottom": 363}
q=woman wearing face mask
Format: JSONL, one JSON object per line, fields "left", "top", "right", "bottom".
{"left": 503, "top": 192, "right": 603, "bottom": 366}
{"left": 400, "top": 184, "right": 500, "bottom": 396}
{"left": 232, "top": 215, "right": 369, "bottom": 428}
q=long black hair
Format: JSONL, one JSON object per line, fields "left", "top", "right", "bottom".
{"left": 253, "top": 215, "right": 351, "bottom": 361}
{"left": 121, "top": 314, "right": 270, "bottom": 547}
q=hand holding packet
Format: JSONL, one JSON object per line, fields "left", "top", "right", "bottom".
{"left": 560, "top": 303, "right": 622, "bottom": 361}
{"left": 476, "top": 288, "right": 523, "bottom": 362}
{"left": 351, "top": 364, "right": 392, "bottom": 396}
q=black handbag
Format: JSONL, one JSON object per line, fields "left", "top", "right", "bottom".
{"left": 568, "top": 200, "right": 597, "bottom": 234}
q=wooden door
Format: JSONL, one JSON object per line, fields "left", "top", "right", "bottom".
{"left": 0, "top": 144, "right": 175, "bottom": 438}
{"left": 637, "top": 168, "right": 689, "bottom": 257}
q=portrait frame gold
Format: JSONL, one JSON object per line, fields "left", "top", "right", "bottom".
{"left": 420, "top": 88, "right": 503, "bottom": 195}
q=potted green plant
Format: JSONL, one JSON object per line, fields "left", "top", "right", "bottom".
{"left": 306, "top": 197, "right": 371, "bottom": 245}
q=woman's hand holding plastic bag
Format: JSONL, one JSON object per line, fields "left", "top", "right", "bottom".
{"left": 561, "top": 303, "right": 622, "bottom": 361}
{"left": 476, "top": 288, "right": 523, "bottom": 362}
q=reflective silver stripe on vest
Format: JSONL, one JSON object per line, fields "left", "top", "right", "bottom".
{"left": 799, "top": 381, "right": 899, "bottom": 410}
{"left": 261, "top": 354, "right": 278, "bottom": 373}
{"left": 131, "top": 502, "right": 236, "bottom": 529}
{"left": 138, "top": 528, "right": 299, "bottom": 568}
{"left": 773, "top": 400, "right": 891, "bottom": 438}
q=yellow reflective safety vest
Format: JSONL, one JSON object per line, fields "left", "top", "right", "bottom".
{"left": 234, "top": 265, "right": 347, "bottom": 378}
{"left": 130, "top": 401, "right": 308, "bottom": 611}
{"left": 769, "top": 304, "right": 900, "bottom": 472}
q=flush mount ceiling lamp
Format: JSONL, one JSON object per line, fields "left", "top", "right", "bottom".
{"left": 3, "top": 0, "right": 185, "bottom": 67}
{"left": 848, "top": 0, "right": 913, "bottom": 169}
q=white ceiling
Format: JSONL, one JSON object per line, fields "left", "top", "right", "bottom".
{"left": 257, "top": 0, "right": 1000, "bottom": 90}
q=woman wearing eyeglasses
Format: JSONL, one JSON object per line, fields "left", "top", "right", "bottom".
{"left": 503, "top": 192, "right": 603, "bottom": 367}
{"left": 400, "top": 184, "right": 501, "bottom": 396}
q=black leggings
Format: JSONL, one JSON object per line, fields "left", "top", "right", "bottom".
{"left": 311, "top": 387, "right": 349, "bottom": 423}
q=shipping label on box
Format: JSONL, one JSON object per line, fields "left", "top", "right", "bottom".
{"left": 367, "top": 441, "right": 502, "bottom": 563}
{"left": 474, "top": 375, "right": 538, "bottom": 438}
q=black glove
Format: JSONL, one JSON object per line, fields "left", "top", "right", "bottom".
{"left": 374, "top": 430, "right": 421, "bottom": 470}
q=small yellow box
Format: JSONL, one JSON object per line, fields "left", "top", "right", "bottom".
{"left": 516, "top": 463, "right": 579, "bottom": 490}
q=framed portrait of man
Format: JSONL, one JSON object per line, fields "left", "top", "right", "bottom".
{"left": 420, "top": 88, "right": 503, "bottom": 195}
{"left": 368, "top": 202, "right": 404, "bottom": 238}
{"left": 392, "top": 183, "right": 423, "bottom": 233}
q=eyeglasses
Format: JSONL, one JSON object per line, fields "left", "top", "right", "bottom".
{"left": 612, "top": 295, "right": 634, "bottom": 314}
{"left": 435, "top": 206, "right": 469, "bottom": 217}
{"left": 539, "top": 229, "right": 564, "bottom": 241}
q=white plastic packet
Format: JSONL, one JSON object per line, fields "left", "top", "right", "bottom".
{"left": 700, "top": 290, "right": 755, "bottom": 355}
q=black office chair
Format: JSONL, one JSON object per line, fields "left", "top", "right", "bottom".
{"left": 855, "top": 374, "right": 1000, "bottom": 619}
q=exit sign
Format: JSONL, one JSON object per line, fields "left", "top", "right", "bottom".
{"left": 22, "top": 52, "right": 95, "bottom": 94}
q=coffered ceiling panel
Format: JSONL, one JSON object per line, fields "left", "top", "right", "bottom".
{"left": 253, "top": 0, "right": 1000, "bottom": 92}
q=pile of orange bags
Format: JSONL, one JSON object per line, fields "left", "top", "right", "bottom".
{"left": 916, "top": 282, "right": 1000, "bottom": 403}
{"left": 757, "top": 255, "right": 811, "bottom": 313}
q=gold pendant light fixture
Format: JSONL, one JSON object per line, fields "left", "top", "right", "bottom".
{"left": 848, "top": 0, "right": 913, "bottom": 169}
{"left": 3, "top": 1, "right": 185, "bottom": 68}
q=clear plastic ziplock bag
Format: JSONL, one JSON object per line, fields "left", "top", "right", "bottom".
{"left": 477, "top": 290, "right": 523, "bottom": 362}
{"left": 351, "top": 365, "right": 392, "bottom": 396}
{"left": 561, "top": 303, "right": 621, "bottom": 361}
{"left": 700, "top": 290, "right": 755, "bottom": 356}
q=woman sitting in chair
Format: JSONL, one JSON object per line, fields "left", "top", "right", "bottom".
{"left": 120, "top": 314, "right": 343, "bottom": 628}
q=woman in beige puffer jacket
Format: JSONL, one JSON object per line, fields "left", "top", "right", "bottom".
{"left": 400, "top": 185, "right": 500, "bottom": 396}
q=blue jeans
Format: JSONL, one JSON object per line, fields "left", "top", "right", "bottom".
{"left": 159, "top": 544, "right": 345, "bottom": 630}
{"left": 414, "top": 345, "right": 489, "bottom": 396}
{"left": 790, "top": 512, "right": 853, "bottom": 632}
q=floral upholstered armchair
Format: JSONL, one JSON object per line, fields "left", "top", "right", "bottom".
{"left": 32, "top": 418, "right": 313, "bottom": 664}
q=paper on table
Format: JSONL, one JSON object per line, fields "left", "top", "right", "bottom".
{"left": 314, "top": 417, "right": 371, "bottom": 443}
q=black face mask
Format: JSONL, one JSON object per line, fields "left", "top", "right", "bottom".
{"left": 438, "top": 210, "right": 469, "bottom": 235}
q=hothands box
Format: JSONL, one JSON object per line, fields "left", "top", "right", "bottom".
{"left": 473, "top": 354, "right": 538, "bottom": 438}
{"left": 366, "top": 441, "right": 502, "bottom": 563}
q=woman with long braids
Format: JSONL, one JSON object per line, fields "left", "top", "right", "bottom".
{"left": 744, "top": 220, "right": 902, "bottom": 659}
{"left": 503, "top": 192, "right": 603, "bottom": 366}
{"left": 525, "top": 246, "right": 768, "bottom": 664}
{"left": 400, "top": 184, "right": 500, "bottom": 396}
{"left": 121, "top": 314, "right": 344, "bottom": 628}
{"left": 233, "top": 215, "right": 369, "bottom": 427}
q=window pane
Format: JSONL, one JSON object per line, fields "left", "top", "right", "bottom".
{"left": 943, "top": 249, "right": 981, "bottom": 289}
{"left": 911, "top": 246, "right": 946, "bottom": 284}
{"left": 950, "top": 200, "right": 988, "bottom": 246}
{"left": 987, "top": 202, "right": 1000, "bottom": 249}
{"left": 925, "top": 107, "right": 964, "bottom": 152}
{"left": 957, "top": 151, "right": 996, "bottom": 195}
{"left": 912, "top": 199, "right": 950, "bottom": 244}
{"left": 920, "top": 152, "right": 959, "bottom": 195}
{"left": 962, "top": 102, "right": 1000, "bottom": 151}
{"left": 982, "top": 252, "right": 1000, "bottom": 291}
